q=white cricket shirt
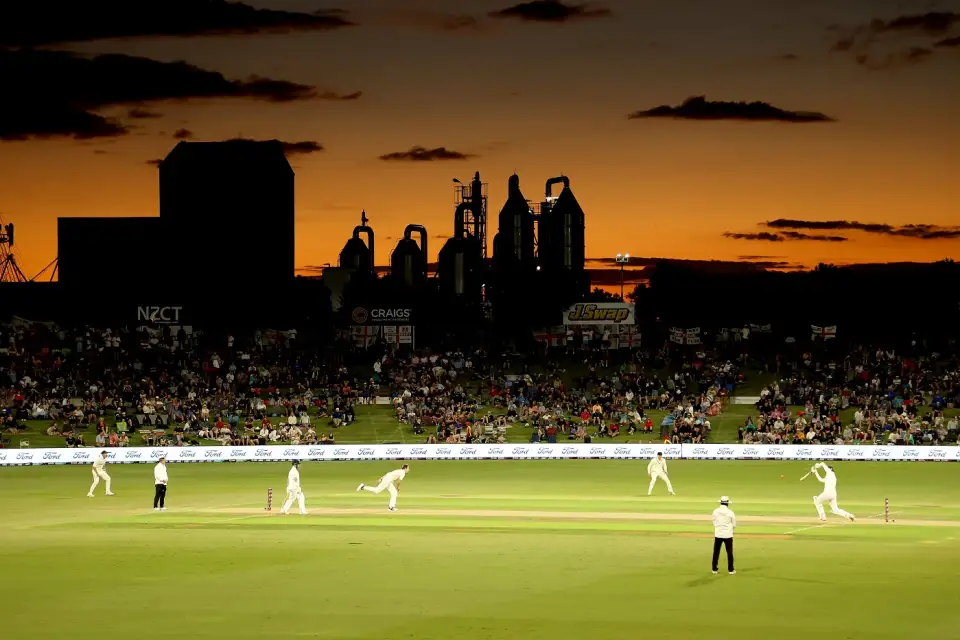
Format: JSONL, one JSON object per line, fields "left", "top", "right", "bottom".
{"left": 287, "top": 467, "right": 300, "bottom": 490}
{"left": 93, "top": 457, "right": 107, "bottom": 471}
{"left": 647, "top": 457, "right": 668, "bottom": 475}
{"left": 712, "top": 505, "right": 736, "bottom": 539}
{"left": 821, "top": 469, "right": 838, "bottom": 493}
{"left": 382, "top": 468, "right": 407, "bottom": 484}
{"left": 154, "top": 463, "right": 168, "bottom": 484}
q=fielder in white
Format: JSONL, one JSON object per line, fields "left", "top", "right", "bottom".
{"left": 281, "top": 460, "right": 307, "bottom": 515}
{"left": 811, "top": 462, "right": 855, "bottom": 521}
{"left": 87, "top": 451, "right": 114, "bottom": 497}
{"left": 357, "top": 464, "right": 408, "bottom": 511}
{"left": 647, "top": 452, "right": 675, "bottom": 496}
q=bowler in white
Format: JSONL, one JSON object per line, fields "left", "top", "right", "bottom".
{"left": 647, "top": 452, "right": 675, "bottom": 495}
{"left": 281, "top": 460, "right": 307, "bottom": 515}
{"left": 811, "top": 463, "right": 855, "bottom": 521}
{"left": 357, "top": 464, "right": 408, "bottom": 511}
{"left": 88, "top": 451, "right": 114, "bottom": 497}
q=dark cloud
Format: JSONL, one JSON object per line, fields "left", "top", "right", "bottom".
{"left": 317, "top": 90, "right": 363, "bottom": 101}
{"left": 0, "top": 49, "right": 354, "bottom": 141}
{"left": 737, "top": 255, "right": 786, "bottom": 261}
{"left": 438, "top": 15, "right": 482, "bottom": 30}
{"left": 376, "top": 9, "right": 481, "bottom": 32}
{"left": 379, "top": 146, "right": 474, "bottom": 162}
{"left": 584, "top": 256, "right": 808, "bottom": 283}
{"left": 766, "top": 219, "right": 960, "bottom": 240}
{"left": 489, "top": 1, "right": 611, "bottom": 23}
{"left": 172, "top": 128, "right": 193, "bottom": 140}
{"left": 627, "top": 96, "right": 834, "bottom": 123}
{"left": 217, "top": 138, "right": 325, "bottom": 156}
{"left": 855, "top": 46, "right": 933, "bottom": 70}
{"left": 780, "top": 53, "right": 799, "bottom": 61}
{"left": 870, "top": 12, "right": 960, "bottom": 34}
{"left": 830, "top": 36, "right": 857, "bottom": 52}
{"left": 723, "top": 231, "right": 848, "bottom": 242}
{"left": 278, "top": 140, "right": 325, "bottom": 156}
{"left": 829, "top": 12, "right": 960, "bottom": 67}
{"left": 586, "top": 268, "right": 648, "bottom": 287}
{"left": 127, "top": 107, "right": 162, "bottom": 119}
{"left": 147, "top": 140, "right": 323, "bottom": 165}
{"left": 0, "top": 1, "right": 355, "bottom": 47}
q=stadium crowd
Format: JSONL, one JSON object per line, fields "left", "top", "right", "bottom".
{"left": 746, "top": 347, "right": 960, "bottom": 445}
{"left": 0, "top": 322, "right": 366, "bottom": 448}
{"left": 2, "top": 319, "right": 958, "bottom": 448}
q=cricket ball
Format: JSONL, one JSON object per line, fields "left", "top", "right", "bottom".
{"left": 779, "top": 474, "right": 784, "bottom": 479}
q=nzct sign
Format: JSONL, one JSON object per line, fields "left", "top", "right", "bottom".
{"left": 137, "top": 306, "right": 184, "bottom": 324}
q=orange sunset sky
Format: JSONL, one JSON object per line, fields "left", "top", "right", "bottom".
{"left": 1, "top": 0, "right": 958, "bottom": 286}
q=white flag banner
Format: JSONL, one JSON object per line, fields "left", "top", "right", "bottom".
{"left": 618, "top": 325, "right": 640, "bottom": 349}
{"left": 351, "top": 325, "right": 380, "bottom": 347}
{"left": 669, "top": 327, "right": 685, "bottom": 344}
{"left": 811, "top": 325, "right": 837, "bottom": 340}
{"left": 685, "top": 327, "right": 702, "bottom": 345}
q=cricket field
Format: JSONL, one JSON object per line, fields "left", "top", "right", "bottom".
{"left": 1, "top": 460, "right": 958, "bottom": 639}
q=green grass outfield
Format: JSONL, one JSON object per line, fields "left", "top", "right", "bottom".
{"left": 2, "top": 460, "right": 959, "bottom": 639}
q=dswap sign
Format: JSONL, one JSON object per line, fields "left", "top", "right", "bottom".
{"left": 563, "top": 303, "right": 634, "bottom": 325}
{"left": 137, "top": 306, "right": 184, "bottom": 324}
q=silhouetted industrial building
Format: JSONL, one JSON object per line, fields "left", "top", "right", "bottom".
{"left": 333, "top": 170, "right": 587, "bottom": 321}
{"left": 56, "top": 140, "right": 296, "bottom": 294}
{"left": 391, "top": 224, "right": 428, "bottom": 287}
{"left": 438, "top": 172, "right": 486, "bottom": 305}
{"left": 57, "top": 217, "right": 163, "bottom": 288}
{"left": 491, "top": 174, "right": 588, "bottom": 308}
{"left": 536, "top": 176, "right": 587, "bottom": 295}
{"left": 339, "top": 210, "right": 375, "bottom": 274}
{"left": 492, "top": 174, "right": 537, "bottom": 276}
{"left": 159, "top": 140, "right": 294, "bottom": 285}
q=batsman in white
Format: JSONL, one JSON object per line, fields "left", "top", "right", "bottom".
{"left": 357, "top": 464, "right": 408, "bottom": 511}
{"left": 87, "top": 451, "right": 114, "bottom": 497}
{"left": 811, "top": 462, "right": 856, "bottom": 521}
{"left": 647, "top": 452, "right": 675, "bottom": 496}
{"left": 281, "top": 460, "right": 307, "bottom": 515}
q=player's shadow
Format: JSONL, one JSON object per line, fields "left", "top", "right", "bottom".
{"left": 685, "top": 567, "right": 754, "bottom": 588}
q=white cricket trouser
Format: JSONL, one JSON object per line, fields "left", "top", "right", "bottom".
{"left": 363, "top": 479, "right": 398, "bottom": 508}
{"left": 282, "top": 488, "right": 306, "bottom": 514}
{"left": 648, "top": 471, "right": 673, "bottom": 495}
{"left": 813, "top": 491, "right": 853, "bottom": 519}
{"left": 89, "top": 470, "right": 112, "bottom": 494}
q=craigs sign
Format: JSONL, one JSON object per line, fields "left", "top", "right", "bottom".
{"left": 351, "top": 307, "right": 413, "bottom": 324}
{"left": 564, "top": 303, "right": 635, "bottom": 325}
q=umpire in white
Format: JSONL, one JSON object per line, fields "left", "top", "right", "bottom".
{"left": 711, "top": 496, "right": 736, "bottom": 574}
{"left": 153, "top": 457, "right": 168, "bottom": 511}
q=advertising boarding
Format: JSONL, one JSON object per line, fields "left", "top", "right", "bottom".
{"left": 563, "top": 302, "right": 635, "bottom": 325}
{"left": 3, "top": 443, "right": 955, "bottom": 466}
